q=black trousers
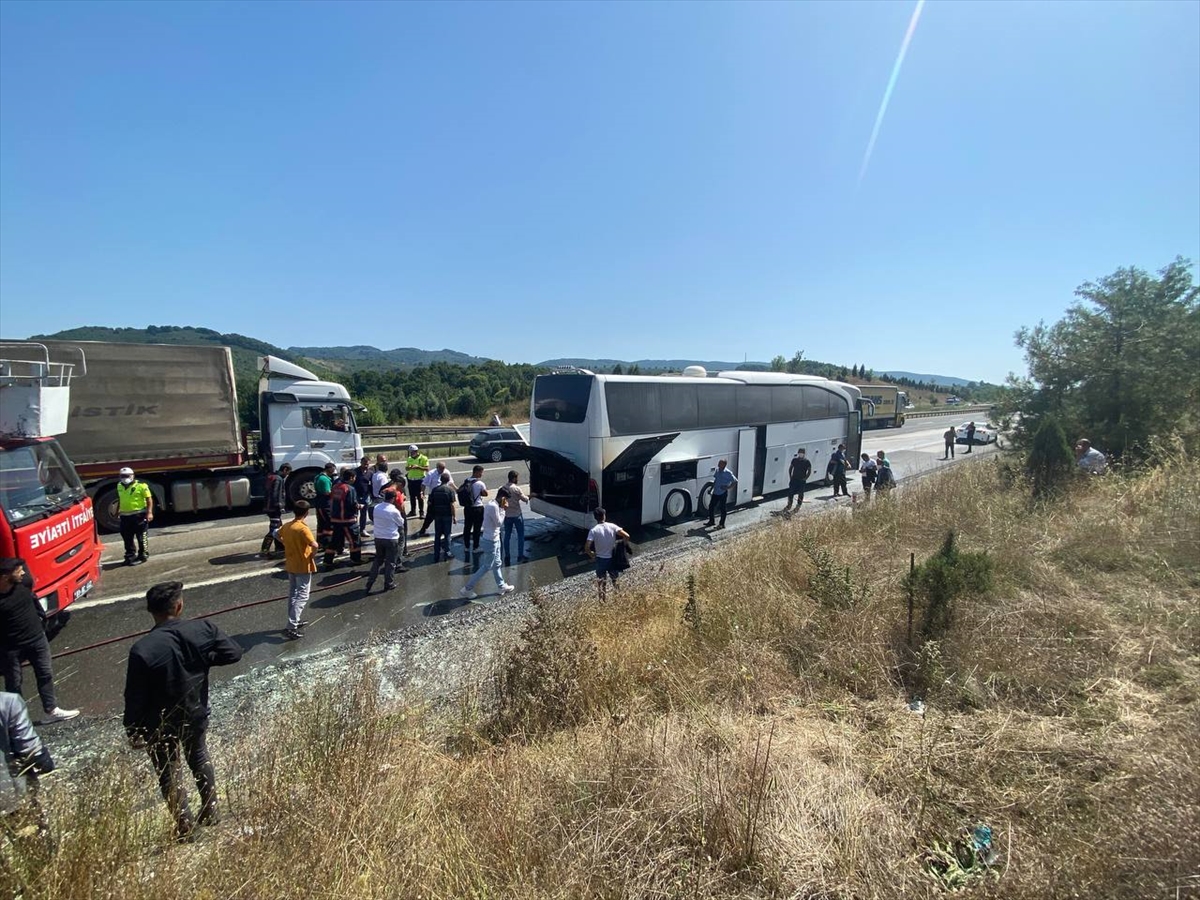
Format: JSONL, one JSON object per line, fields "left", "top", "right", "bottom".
{"left": 707, "top": 492, "right": 729, "bottom": 526}
{"left": 4, "top": 637, "right": 57, "bottom": 714}
{"left": 147, "top": 722, "right": 217, "bottom": 836}
{"left": 832, "top": 471, "right": 850, "bottom": 496}
{"left": 261, "top": 512, "right": 284, "bottom": 554}
{"left": 407, "top": 479, "right": 425, "bottom": 517}
{"left": 787, "top": 481, "right": 806, "bottom": 505}
{"left": 324, "top": 521, "right": 362, "bottom": 566}
{"left": 944, "top": 441, "right": 955, "bottom": 459}
{"left": 120, "top": 512, "right": 149, "bottom": 561}
{"left": 463, "top": 506, "right": 484, "bottom": 552}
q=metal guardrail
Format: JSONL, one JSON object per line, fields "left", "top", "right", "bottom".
{"left": 905, "top": 404, "right": 993, "bottom": 420}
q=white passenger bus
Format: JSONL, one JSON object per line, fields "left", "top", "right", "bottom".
{"left": 526, "top": 367, "right": 863, "bottom": 530}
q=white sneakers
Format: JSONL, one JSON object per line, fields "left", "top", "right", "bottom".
{"left": 45, "top": 707, "right": 79, "bottom": 722}
{"left": 459, "top": 587, "right": 477, "bottom": 600}
{"left": 499, "top": 584, "right": 515, "bottom": 595}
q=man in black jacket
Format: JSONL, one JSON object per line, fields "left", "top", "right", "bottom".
{"left": 0, "top": 559, "right": 78, "bottom": 723}
{"left": 124, "top": 581, "right": 243, "bottom": 840}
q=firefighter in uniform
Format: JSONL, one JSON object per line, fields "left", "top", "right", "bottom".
{"left": 313, "top": 462, "right": 335, "bottom": 549}
{"left": 324, "top": 468, "right": 363, "bottom": 571}
{"left": 117, "top": 467, "right": 155, "bottom": 566}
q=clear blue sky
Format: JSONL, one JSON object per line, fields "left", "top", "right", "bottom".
{"left": 2, "top": 1, "right": 1197, "bottom": 383}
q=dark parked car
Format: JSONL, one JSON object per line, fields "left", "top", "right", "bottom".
{"left": 468, "top": 425, "right": 529, "bottom": 462}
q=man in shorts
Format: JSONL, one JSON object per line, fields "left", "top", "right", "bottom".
{"left": 585, "top": 507, "right": 630, "bottom": 602}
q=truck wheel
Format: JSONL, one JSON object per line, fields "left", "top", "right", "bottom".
{"left": 662, "top": 489, "right": 692, "bottom": 525}
{"left": 94, "top": 487, "right": 121, "bottom": 533}
{"left": 287, "top": 470, "right": 320, "bottom": 504}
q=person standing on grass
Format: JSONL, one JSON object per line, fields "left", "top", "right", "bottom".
{"left": 323, "top": 469, "right": 363, "bottom": 571}
{"left": 313, "top": 462, "right": 335, "bottom": 548}
{"left": 279, "top": 501, "right": 320, "bottom": 641}
{"left": 829, "top": 444, "right": 851, "bottom": 498}
{"left": 405, "top": 445, "right": 430, "bottom": 520}
{"left": 1075, "top": 439, "right": 1108, "bottom": 475}
{"left": 0, "top": 559, "right": 78, "bottom": 724}
{"left": 875, "top": 459, "right": 896, "bottom": 492}
{"left": 1, "top": 691, "right": 55, "bottom": 841}
{"left": 784, "top": 448, "right": 811, "bottom": 512}
{"left": 965, "top": 421, "right": 976, "bottom": 453}
{"left": 117, "top": 466, "right": 154, "bottom": 566}
{"left": 460, "top": 465, "right": 488, "bottom": 560}
{"left": 459, "top": 489, "right": 515, "bottom": 600}
{"left": 416, "top": 462, "right": 451, "bottom": 538}
{"left": 428, "top": 471, "right": 457, "bottom": 562}
{"left": 123, "top": 581, "right": 243, "bottom": 842}
{"left": 943, "top": 426, "right": 956, "bottom": 459}
{"left": 354, "top": 455, "right": 373, "bottom": 533}
{"left": 364, "top": 489, "right": 406, "bottom": 594}
{"left": 585, "top": 507, "right": 629, "bottom": 601}
{"left": 706, "top": 459, "right": 737, "bottom": 529}
{"left": 858, "top": 452, "right": 878, "bottom": 497}
{"left": 502, "top": 470, "right": 530, "bottom": 566}
{"left": 260, "top": 463, "right": 291, "bottom": 558}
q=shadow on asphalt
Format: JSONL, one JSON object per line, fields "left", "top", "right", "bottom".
{"left": 208, "top": 551, "right": 263, "bottom": 566}
{"left": 233, "top": 628, "right": 288, "bottom": 652}
{"left": 422, "top": 597, "right": 472, "bottom": 617}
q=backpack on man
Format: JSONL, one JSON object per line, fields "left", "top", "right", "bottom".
{"left": 457, "top": 478, "right": 476, "bottom": 508}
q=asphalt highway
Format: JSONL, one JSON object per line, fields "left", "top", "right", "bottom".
{"left": 34, "top": 413, "right": 996, "bottom": 722}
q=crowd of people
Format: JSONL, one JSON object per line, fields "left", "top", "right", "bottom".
{"left": 257, "top": 447, "right": 540, "bottom": 640}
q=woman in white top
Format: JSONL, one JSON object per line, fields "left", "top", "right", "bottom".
{"left": 585, "top": 507, "right": 630, "bottom": 601}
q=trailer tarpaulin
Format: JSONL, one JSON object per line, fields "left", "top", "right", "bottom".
{"left": 37, "top": 341, "right": 243, "bottom": 466}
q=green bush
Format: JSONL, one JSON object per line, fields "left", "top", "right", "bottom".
{"left": 904, "top": 531, "right": 992, "bottom": 640}
{"left": 1026, "top": 416, "right": 1075, "bottom": 498}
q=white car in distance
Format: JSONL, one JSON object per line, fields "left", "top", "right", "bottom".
{"left": 955, "top": 422, "right": 998, "bottom": 445}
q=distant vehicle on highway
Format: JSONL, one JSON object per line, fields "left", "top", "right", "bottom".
{"left": 945, "top": 396, "right": 961, "bottom": 405}
{"left": 956, "top": 422, "right": 998, "bottom": 444}
{"left": 469, "top": 424, "right": 530, "bottom": 462}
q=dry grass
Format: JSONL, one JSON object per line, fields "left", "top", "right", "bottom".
{"left": 4, "top": 453, "right": 1198, "bottom": 899}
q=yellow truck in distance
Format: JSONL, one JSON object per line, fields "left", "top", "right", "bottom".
{"left": 859, "top": 385, "right": 907, "bottom": 429}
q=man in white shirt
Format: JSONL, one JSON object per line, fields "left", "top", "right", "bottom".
{"left": 502, "top": 470, "right": 530, "bottom": 566}
{"left": 460, "top": 465, "right": 488, "bottom": 559}
{"left": 459, "top": 490, "right": 515, "bottom": 599}
{"left": 364, "top": 489, "right": 407, "bottom": 593}
{"left": 585, "top": 507, "right": 630, "bottom": 601}
{"left": 1075, "top": 439, "right": 1107, "bottom": 475}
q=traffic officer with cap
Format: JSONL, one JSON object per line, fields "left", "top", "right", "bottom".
{"left": 117, "top": 467, "right": 154, "bottom": 566}
{"left": 405, "top": 444, "right": 429, "bottom": 520}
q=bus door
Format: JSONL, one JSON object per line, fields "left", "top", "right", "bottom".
{"left": 846, "top": 410, "right": 863, "bottom": 463}
{"left": 736, "top": 428, "right": 756, "bottom": 506}
{"left": 602, "top": 434, "right": 678, "bottom": 526}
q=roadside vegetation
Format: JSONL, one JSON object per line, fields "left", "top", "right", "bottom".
{"left": 5, "top": 445, "right": 1197, "bottom": 899}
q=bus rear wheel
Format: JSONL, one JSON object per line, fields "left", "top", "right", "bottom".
{"left": 696, "top": 483, "right": 714, "bottom": 518}
{"left": 662, "top": 489, "right": 692, "bottom": 525}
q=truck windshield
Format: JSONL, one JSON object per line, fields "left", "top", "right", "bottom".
{"left": 0, "top": 441, "right": 87, "bottom": 525}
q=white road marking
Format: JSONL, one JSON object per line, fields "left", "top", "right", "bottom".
{"left": 72, "top": 567, "right": 281, "bottom": 610}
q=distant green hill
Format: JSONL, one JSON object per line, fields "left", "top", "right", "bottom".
{"left": 289, "top": 345, "right": 492, "bottom": 371}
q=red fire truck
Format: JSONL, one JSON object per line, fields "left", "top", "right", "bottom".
{"left": 0, "top": 343, "right": 102, "bottom": 628}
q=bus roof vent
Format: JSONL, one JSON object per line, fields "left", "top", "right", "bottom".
{"left": 682, "top": 365, "right": 707, "bottom": 378}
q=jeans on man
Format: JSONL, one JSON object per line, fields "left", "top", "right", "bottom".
{"left": 365, "top": 538, "right": 398, "bottom": 590}
{"left": 463, "top": 506, "right": 484, "bottom": 554}
{"left": 147, "top": 722, "right": 217, "bottom": 837}
{"left": 706, "top": 492, "right": 729, "bottom": 527}
{"left": 503, "top": 516, "right": 525, "bottom": 565}
{"left": 433, "top": 516, "right": 453, "bottom": 562}
{"left": 120, "top": 511, "right": 149, "bottom": 562}
{"left": 287, "top": 573, "right": 312, "bottom": 630}
{"left": 3, "top": 638, "right": 57, "bottom": 715}
{"left": 465, "top": 539, "right": 508, "bottom": 593}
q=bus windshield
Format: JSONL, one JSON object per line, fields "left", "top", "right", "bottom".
{"left": 533, "top": 374, "right": 593, "bottom": 423}
{"left": 0, "top": 441, "right": 87, "bottom": 525}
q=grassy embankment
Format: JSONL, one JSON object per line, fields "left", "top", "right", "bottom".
{"left": 6, "top": 449, "right": 1198, "bottom": 899}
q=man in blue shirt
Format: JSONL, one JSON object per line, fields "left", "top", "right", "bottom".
{"left": 705, "top": 459, "right": 738, "bottom": 529}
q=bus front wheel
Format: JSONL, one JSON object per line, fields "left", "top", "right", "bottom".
{"left": 662, "top": 489, "right": 692, "bottom": 525}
